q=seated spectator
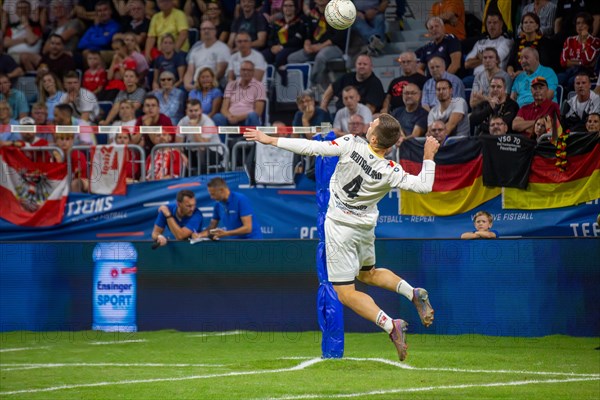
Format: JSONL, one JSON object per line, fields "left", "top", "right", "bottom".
{"left": 77, "top": 1, "right": 119, "bottom": 56}
{"left": 144, "top": 0, "right": 189, "bottom": 60}
{"left": 470, "top": 76, "right": 519, "bottom": 136}
{"left": 0, "top": 100, "right": 19, "bottom": 141}
{"left": 460, "top": 211, "right": 498, "bottom": 239}
{"left": 429, "top": 0, "right": 465, "bottom": 40}
{"left": 2, "top": 0, "right": 42, "bottom": 69}
{"left": 100, "top": 69, "right": 146, "bottom": 124}
{"left": 260, "top": 0, "right": 284, "bottom": 24}
{"left": 585, "top": 112, "right": 600, "bottom": 132}
{"left": 123, "top": 32, "right": 150, "bottom": 81}
{"left": 562, "top": 72, "right": 600, "bottom": 131}
{"left": 151, "top": 190, "right": 203, "bottom": 247}
{"left": 59, "top": 71, "right": 100, "bottom": 124}
{"left": 426, "top": 119, "right": 449, "bottom": 144}
{"left": 112, "top": 131, "right": 140, "bottom": 182}
{"left": 287, "top": 0, "right": 345, "bottom": 89}
{"left": 333, "top": 86, "right": 373, "bottom": 137}
{"left": 352, "top": 0, "right": 387, "bottom": 56}
{"left": 510, "top": 47, "right": 558, "bottom": 107}
{"left": 53, "top": 131, "right": 89, "bottom": 192}
{"left": 203, "top": 0, "right": 231, "bottom": 43}
{"left": 212, "top": 61, "right": 266, "bottom": 131}
{"left": 488, "top": 115, "right": 509, "bottom": 136}
{"left": 188, "top": 67, "right": 223, "bottom": 118}
{"left": 43, "top": 0, "right": 84, "bottom": 55}
{"left": 184, "top": 20, "right": 230, "bottom": 90}
{"left": 2, "top": 0, "right": 44, "bottom": 29}
{"left": 427, "top": 78, "right": 470, "bottom": 137}
{"left": 517, "top": 0, "right": 556, "bottom": 37}
{"left": 321, "top": 54, "right": 385, "bottom": 114}
{"left": 152, "top": 70, "right": 186, "bottom": 125}
{"left": 104, "top": 39, "right": 138, "bottom": 94}
{"left": 227, "top": 31, "right": 267, "bottom": 83}
{"left": 533, "top": 115, "right": 552, "bottom": 140}
{"left": 8, "top": 116, "right": 48, "bottom": 148}
{"left": 262, "top": 0, "right": 306, "bottom": 85}
{"left": 292, "top": 89, "right": 332, "bottom": 139}
{"left": 421, "top": 56, "right": 465, "bottom": 111}
{"left": 512, "top": 77, "right": 560, "bottom": 138}
{"left": 391, "top": 83, "right": 428, "bottom": 139}
{"left": 558, "top": 12, "right": 600, "bottom": 90}
{"left": 151, "top": 33, "right": 186, "bottom": 90}
{"left": 30, "top": 103, "right": 54, "bottom": 143}
{"left": 82, "top": 51, "right": 107, "bottom": 97}
{"left": 145, "top": 131, "right": 187, "bottom": 180}
{"left": 381, "top": 51, "right": 427, "bottom": 114}
{"left": 113, "top": 0, "right": 150, "bottom": 50}
{"left": 348, "top": 113, "right": 367, "bottom": 141}
{"left": 416, "top": 16, "right": 461, "bottom": 75}
{"left": 464, "top": 11, "right": 512, "bottom": 87}
{"left": 0, "top": 40, "right": 24, "bottom": 84}
{"left": 470, "top": 48, "right": 512, "bottom": 109}
{"left": 508, "top": 12, "right": 555, "bottom": 79}
{"left": 23, "top": 34, "right": 76, "bottom": 76}
{"left": 132, "top": 94, "right": 173, "bottom": 156}
{"left": 227, "top": 0, "right": 268, "bottom": 51}
{"left": 108, "top": 100, "right": 138, "bottom": 143}
{"left": 37, "top": 71, "right": 64, "bottom": 122}
{"left": 554, "top": 0, "right": 600, "bottom": 43}
{"left": 0, "top": 73, "right": 29, "bottom": 119}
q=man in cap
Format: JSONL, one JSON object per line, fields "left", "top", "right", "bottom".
{"left": 512, "top": 76, "right": 560, "bottom": 137}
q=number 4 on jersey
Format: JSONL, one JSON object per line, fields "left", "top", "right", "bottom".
{"left": 342, "top": 175, "right": 363, "bottom": 198}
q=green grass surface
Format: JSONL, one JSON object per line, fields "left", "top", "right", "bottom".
{"left": 1, "top": 330, "right": 599, "bottom": 399}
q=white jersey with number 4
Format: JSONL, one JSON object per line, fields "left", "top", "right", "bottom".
{"left": 277, "top": 134, "right": 436, "bottom": 227}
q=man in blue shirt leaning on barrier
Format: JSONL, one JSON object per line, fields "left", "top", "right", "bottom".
{"left": 194, "top": 177, "right": 263, "bottom": 240}
{"left": 152, "top": 189, "right": 203, "bottom": 248}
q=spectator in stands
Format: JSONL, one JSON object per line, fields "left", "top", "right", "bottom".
{"left": 104, "top": 39, "right": 138, "bottom": 95}
{"left": 510, "top": 47, "right": 558, "bottom": 107}
{"left": 77, "top": 1, "right": 119, "bottom": 56}
{"left": 145, "top": 131, "right": 187, "bottom": 180}
{"left": 37, "top": 71, "right": 64, "bottom": 122}
{"left": 554, "top": 0, "right": 600, "bottom": 42}
{"left": 508, "top": 12, "right": 555, "bottom": 79}
{"left": 421, "top": 56, "right": 465, "bottom": 111}
{"left": 123, "top": 32, "right": 150, "bottom": 81}
{"left": 132, "top": 94, "right": 173, "bottom": 156}
{"left": 470, "top": 76, "right": 519, "bottom": 136}
{"left": 562, "top": 72, "right": 600, "bottom": 132}
{"left": 212, "top": 60, "right": 266, "bottom": 131}
{"left": 429, "top": 0, "right": 465, "bottom": 40}
{"left": 145, "top": 0, "right": 189, "bottom": 61}
{"left": 533, "top": 115, "right": 552, "bottom": 140}
{"left": 188, "top": 67, "right": 223, "bottom": 118}
{"left": 22, "top": 33, "right": 75, "bottom": 75}
{"left": 517, "top": 0, "right": 556, "bottom": 37}
{"left": 112, "top": 131, "right": 140, "bottom": 182}
{"left": 464, "top": 11, "right": 512, "bottom": 87}
{"left": 184, "top": 20, "right": 230, "bottom": 91}
{"left": 194, "top": 177, "right": 263, "bottom": 240}
{"left": 30, "top": 103, "right": 54, "bottom": 143}
{"left": 108, "top": 100, "right": 138, "bottom": 143}
{"left": 287, "top": 0, "right": 345, "bottom": 90}
{"left": 348, "top": 113, "right": 367, "bottom": 141}
{"left": 2, "top": 116, "right": 48, "bottom": 151}
{"left": 0, "top": 100, "right": 19, "bottom": 141}
{"left": 469, "top": 48, "right": 512, "bottom": 110}
{"left": 227, "top": 31, "right": 267, "bottom": 83}
{"left": 52, "top": 102, "right": 72, "bottom": 126}
{"left": 0, "top": 73, "right": 28, "bottom": 119}
{"left": 152, "top": 189, "right": 203, "bottom": 247}
{"left": 321, "top": 54, "right": 385, "bottom": 114}
{"left": 53, "top": 131, "right": 89, "bottom": 192}
{"left": 99, "top": 69, "right": 146, "bottom": 125}
{"left": 381, "top": 51, "right": 427, "bottom": 114}
{"left": 262, "top": 0, "right": 306, "bottom": 85}
{"left": 292, "top": 89, "right": 332, "bottom": 139}
{"left": 488, "top": 115, "right": 509, "bottom": 136}
{"left": 427, "top": 78, "right": 470, "bottom": 137}
{"left": 259, "top": 0, "right": 284, "bottom": 24}
{"left": 59, "top": 71, "right": 99, "bottom": 124}
{"left": 153, "top": 70, "right": 186, "bottom": 125}
{"left": 2, "top": 0, "right": 43, "bottom": 68}
{"left": 227, "top": 0, "right": 268, "bottom": 51}
{"left": 82, "top": 51, "right": 107, "bottom": 97}
{"left": 151, "top": 33, "right": 186, "bottom": 90}
{"left": 0, "top": 39, "right": 24, "bottom": 84}
{"left": 416, "top": 16, "right": 461, "bottom": 75}
{"left": 391, "top": 83, "right": 428, "bottom": 139}
{"left": 585, "top": 112, "right": 600, "bottom": 132}
{"left": 460, "top": 211, "right": 497, "bottom": 239}
{"left": 512, "top": 76, "right": 560, "bottom": 137}
{"left": 113, "top": 0, "right": 150, "bottom": 49}
{"left": 425, "top": 119, "right": 449, "bottom": 144}
{"left": 559, "top": 12, "right": 600, "bottom": 91}
{"left": 2, "top": 0, "right": 44, "bottom": 30}
{"left": 352, "top": 0, "right": 387, "bottom": 57}
{"left": 43, "top": 0, "right": 84, "bottom": 55}
{"left": 333, "top": 86, "right": 373, "bottom": 137}
{"left": 74, "top": 0, "right": 103, "bottom": 26}
{"left": 203, "top": 0, "right": 231, "bottom": 43}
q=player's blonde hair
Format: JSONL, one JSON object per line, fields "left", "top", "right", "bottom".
{"left": 374, "top": 114, "right": 401, "bottom": 149}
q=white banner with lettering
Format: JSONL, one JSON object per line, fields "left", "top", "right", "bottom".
{"left": 89, "top": 145, "right": 127, "bottom": 195}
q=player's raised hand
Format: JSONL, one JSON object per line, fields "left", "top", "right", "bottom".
{"left": 243, "top": 129, "right": 278, "bottom": 146}
{"left": 423, "top": 136, "right": 440, "bottom": 160}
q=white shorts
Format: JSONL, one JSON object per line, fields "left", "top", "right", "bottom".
{"left": 324, "top": 217, "right": 376, "bottom": 283}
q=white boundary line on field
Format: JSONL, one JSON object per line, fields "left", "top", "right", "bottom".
{"left": 88, "top": 339, "right": 147, "bottom": 345}
{"left": 0, "top": 362, "right": 226, "bottom": 372}
{"left": 188, "top": 331, "right": 246, "bottom": 337}
{"left": 0, "top": 347, "right": 49, "bottom": 353}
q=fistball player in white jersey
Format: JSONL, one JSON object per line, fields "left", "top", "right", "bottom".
{"left": 244, "top": 114, "right": 440, "bottom": 361}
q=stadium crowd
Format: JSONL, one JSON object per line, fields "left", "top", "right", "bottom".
{"left": 0, "top": 0, "right": 600, "bottom": 191}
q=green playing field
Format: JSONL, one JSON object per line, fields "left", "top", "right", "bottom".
{"left": 1, "top": 330, "right": 598, "bottom": 399}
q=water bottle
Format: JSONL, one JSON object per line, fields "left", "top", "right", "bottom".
{"left": 92, "top": 242, "right": 138, "bottom": 332}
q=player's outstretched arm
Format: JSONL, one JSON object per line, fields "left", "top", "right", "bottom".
{"left": 244, "top": 129, "right": 278, "bottom": 146}
{"left": 423, "top": 136, "right": 440, "bottom": 160}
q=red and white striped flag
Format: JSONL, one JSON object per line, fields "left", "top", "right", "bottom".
{"left": 89, "top": 145, "right": 127, "bottom": 195}
{"left": 0, "top": 148, "right": 69, "bottom": 227}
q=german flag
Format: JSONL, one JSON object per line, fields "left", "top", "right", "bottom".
{"left": 503, "top": 133, "right": 600, "bottom": 209}
{"left": 399, "top": 137, "right": 501, "bottom": 216}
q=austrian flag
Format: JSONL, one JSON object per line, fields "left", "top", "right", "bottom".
{"left": 0, "top": 148, "right": 68, "bottom": 227}
{"left": 90, "top": 145, "right": 127, "bottom": 195}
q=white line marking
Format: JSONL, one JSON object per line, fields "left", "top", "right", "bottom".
{"left": 188, "top": 331, "right": 245, "bottom": 337}
{"left": 260, "top": 377, "right": 600, "bottom": 400}
{"left": 88, "top": 339, "right": 147, "bottom": 345}
{"left": 0, "top": 358, "right": 325, "bottom": 396}
{"left": 1, "top": 363, "right": 225, "bottom": 372}
{"left": 0, "top": 347, "right": 49, "bottom": 353}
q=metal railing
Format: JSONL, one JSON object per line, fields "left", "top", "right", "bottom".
{"left": 68, "top": 144, "right": 146, "bottom": 184}
{"left": 148, "top": 142, "right": 229, "bottom": 180}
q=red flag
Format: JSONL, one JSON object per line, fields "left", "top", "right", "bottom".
{"left": 89, "top": 145, "right": 127, "bottom": 195}
{"left": 0, "top": 148, "right": 68, "bottom": 226}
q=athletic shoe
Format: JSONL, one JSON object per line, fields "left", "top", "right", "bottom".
{"left": 389, "top": 319, "right": 408, "bottom": 361}
{"left": 412, "top": 288, "right": 434, "bottom": 327}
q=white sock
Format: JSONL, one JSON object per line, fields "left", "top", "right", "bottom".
{"left": 396, "top": 280, "right": 414, "bottom": 301}
{"left": 376, "top": 310, "right": 394, "bottom": 334}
